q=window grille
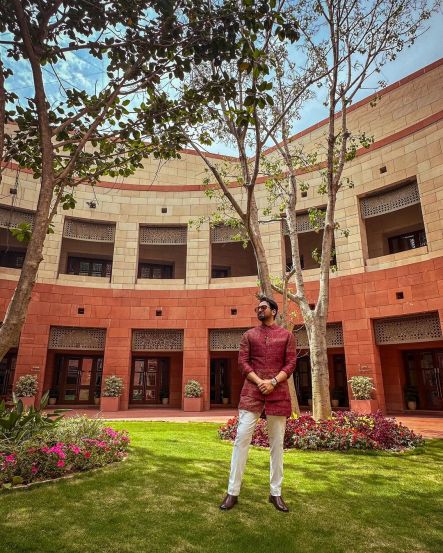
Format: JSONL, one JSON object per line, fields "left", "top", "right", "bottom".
{"left": 374, "top": 312, "right": 442, "bottom": 345}
{"left": 282, "top": 212, "right": 325, "bottom": 235}
{"left": 132, "top": 329, "right": 184, "bottom": 351}
{"left": 360, "top": 181, "right": 420, "bottom": 219}
{"left": 0, "top": 206, "right": 34, "bottom": 229}
{"left": 48, "top": 327, "right": 106, "bottom": 350}
{"left": 63, "top": 219, "right": 115, "bottom": 242}
{"left": 210, "top": 225, "right": 248, "bottom": 243}
{"left": 139, "top": 226, "right": 187, "bottom": 245}
{"left": 294, "top": 322, "right": 344, "bottom": 349}
{"left": 209, "top": 328, "right": 250, "bottom": 351}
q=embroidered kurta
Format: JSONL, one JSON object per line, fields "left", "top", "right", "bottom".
{"left": 238, "top": 324, "right": 297, "bottom": 417}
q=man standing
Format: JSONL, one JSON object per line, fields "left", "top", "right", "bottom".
{"left": 220, "top": 296, "right": 296, "bottom": 512}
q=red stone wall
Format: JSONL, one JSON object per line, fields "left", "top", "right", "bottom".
{"left": 2, "top": 255, "right": 443, "bottom": 411}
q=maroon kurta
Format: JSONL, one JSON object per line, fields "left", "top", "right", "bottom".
{"left": 238, "top": 324, "right": 296, "bottom": 417}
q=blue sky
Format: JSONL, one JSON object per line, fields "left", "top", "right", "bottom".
{"left": 4, "top": 6, "right": 442, "bottom": 157}
{"left": 214, "top": 8, "right": 443, "bottom": 155}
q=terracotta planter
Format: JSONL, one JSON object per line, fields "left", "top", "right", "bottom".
{"left": 18, "top": 396, "right": 35, "bottom": 409}
{"left": 331, "top": 399, "right": 340, "bottom": 408}
{"left": 161, "top": 397, "right": 169, "bottom": 405}
{"left": 183, "top": 396, "right": 203, "bottom": 412}
{"left": 222, "top": 397, "right": 230, "bottom": 405}
{"left": 407, "top": 401, "right": 417, "bottom": 411}
{"left": 350, "top": 399, "right": 379, "bottom": 414}
{"left": 100, "top": 396, "right": 120, "bottom": 412}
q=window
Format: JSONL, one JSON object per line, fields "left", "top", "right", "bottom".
{"left": 211, "top": 266, "right": 231, "bottom": 279}
{"left": 388, "top": 229, "right": 427, "bottom": 254}
{"left": 138, "top": 262, "right": 173, "bottom": 279}
{"left": 0, "top": 250, "right": 26, "bottom": 269}
{"left": 67, "top": 256, "right": 112, "bottom": 278}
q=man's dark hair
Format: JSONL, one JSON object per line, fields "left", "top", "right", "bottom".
{"left": 259, "top": 296, "right": 279, "bottom": 316}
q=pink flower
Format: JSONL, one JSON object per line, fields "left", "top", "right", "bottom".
{"left": 84, "top": 451, "right": 91, "bottom": 459}
{"left": 70, "top": 445, "right": 81, "bottom": 455}
{"left": 57, "top": 460, "right": 65, "bottom": 468}
{"left": 5, "top": 455, "right": 16, "bottom": 464}
{"left": 31, "top": 465, "right": 39, "bottom": 474}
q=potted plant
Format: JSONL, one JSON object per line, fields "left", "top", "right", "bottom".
{"left": 14, "top": 374, "right": 38, "bottom": 409}
{"left": 48, "top": 388, "right": 58, "bottom": 406}
{"left": 183, "top": 379, "right": 204, "bottom": 412}
{"left": 100, "top": 375, "right": 123, "bottom": 412}
{"left": 94, "top": 392, "right": 100, "bottom": 406}
{"left": 404, "top": 385, "right": 419, "bottom": 410}
{"left": 331, "top": 388, "right": 341, "bottom": 408}
{"left": 160, "top": 390, "right": 169, "bottom": 405}
{"left": 348, "top": 376, "right": 378, "bottom": 414}
{"left": 222, "top": 393, "right": 230, "bottom": 406}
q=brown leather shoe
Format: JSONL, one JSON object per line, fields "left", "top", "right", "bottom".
{"left": 220, "top": 494, "right": 238, "bottom": 510}
{"left": 269, "top": 494, "right": 289, "bottom": 512}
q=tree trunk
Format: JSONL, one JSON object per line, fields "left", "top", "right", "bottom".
{"left": 0, "top": 183, "right": 53, "bottom": 360}
{"left": 308, "top": 320, "right": 331, "bottom": 420}
{"left": 287, "top": 374, "right": 300, "bottom": 417}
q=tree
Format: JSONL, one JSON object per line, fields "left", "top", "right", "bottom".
{"left": 186, "top": 0, "right": 436, "bottom": 419}
{"left": 0, "top": 0, "right": 286, "bottom": 360}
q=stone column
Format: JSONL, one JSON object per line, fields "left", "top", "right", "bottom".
{"left": 186, "top": 222, "right": 210, "bottom": 289}
{"left": 102, "top": 326, "right": 132, "bottom": 410}
{"left": 343, "top": 317, "right": 386, "bottom": 413}
{"left": 111, "top": 221, "right": 138, "bottom": 287}
{"left": 182, "top": 326, "right": 210, "bottom": 410}
{"left": 13, "top": 316, "right": 51, "bottom": 403}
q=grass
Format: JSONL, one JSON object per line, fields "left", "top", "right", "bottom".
{"left": 1, "top": 422, "right": 442, "bottom": 553}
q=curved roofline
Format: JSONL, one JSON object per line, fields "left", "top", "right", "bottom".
{"left": 2, "top": 58, "right": 442, "bottom": 192}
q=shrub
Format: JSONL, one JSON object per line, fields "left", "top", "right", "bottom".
{"left": 14, "top": 375, "right": 38, "bottom": 397}
{"left": 44, "top": 415, "right": 105, "bottom": 444}
{"left": 0, "top": 417, "right": 130, "bottom": 488}
{"left": 184, "top": 380, "right": 203, "bottom": 398}
{"left": 0, "top": 392, "right": 64, "bottom": 445}
{"left": 102, "top": 376, "right": 124, "bottom": 397}
{"left": 218, "top": 411, "right": 424, "bottom": 451}
{"left": 348, "top": 376, "right": 374, "bottom": 400}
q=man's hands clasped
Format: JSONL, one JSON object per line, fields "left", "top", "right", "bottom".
{"left": 258, "top": 379, "right": 276, "bottom": 395}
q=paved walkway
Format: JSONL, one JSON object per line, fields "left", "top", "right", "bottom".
{"left": 52, "top": 407, "right": 443, "bottom": 438}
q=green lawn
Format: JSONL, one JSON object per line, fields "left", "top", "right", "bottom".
{"left": 1, "top": 422, "right": 442, "bottom": 553}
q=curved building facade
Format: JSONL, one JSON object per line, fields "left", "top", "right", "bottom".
{"left": 1, "top": 59, "right": 443, "bottom": 413}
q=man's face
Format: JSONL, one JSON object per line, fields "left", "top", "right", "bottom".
{"left": 255, "top": 301, "right": 272, "bottom": 321}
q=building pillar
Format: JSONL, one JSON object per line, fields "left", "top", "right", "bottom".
{"left": 102, "top": 327, "right": 132, "bottom": 410}
{"left": 262, "top": 220, "right": 283, "bottom": 275}
{"left": 183, "top": 326, "right": 210, "bottom": 410}
{"left": 111, "top": 221, "right": 138, "bottom": 287}
{"left": 13, "top": 318, "right": 51, "bottom": 403}
{"left": 343, "top": 318, "right": 386, "bottom": 413}
{"left": 186, "top": 222, "right": 210, "bottom": 288}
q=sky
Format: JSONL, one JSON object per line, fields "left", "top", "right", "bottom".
{"left": 3, "top": 5, "right": 443, "bottom": 158}
{"left": 214, "top": 7, "right": 443, "bottom": 156}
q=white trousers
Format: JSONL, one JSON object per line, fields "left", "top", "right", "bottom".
{"left": 227, "top": 409, "right": 287, "bottom": 497}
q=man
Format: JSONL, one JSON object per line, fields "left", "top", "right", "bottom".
{"left": 220, "top": 296, "right": 296, "bottom": 512}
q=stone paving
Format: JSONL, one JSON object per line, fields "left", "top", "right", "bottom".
{"left": 55, "top": 407, "right": 443, "bottom": 438}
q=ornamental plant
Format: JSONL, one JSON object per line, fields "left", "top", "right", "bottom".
{"left": 102, "top": 376, "right": 124, "bottom": 398}
{"left": 0, "top": 428, "right": 129, "bottom": 488}
{"left": 218, "top": 411, "right": 423, "bottom": 452}
{"left": 14, "top": 375, "right": 38, "bottom": 397}
{"left": 184, "top": 380, "right": 203, "bottom": 398}
{"left": 348, "top": 376, "right": 375, "bottom": 400}
{"left": 0, "top": 392, "right": 65, "bottom": 445}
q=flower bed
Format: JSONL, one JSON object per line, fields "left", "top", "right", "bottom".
{"left": 218, "top": 411, "right": 424, "bottom": 451}
{"left": 0, "top": 422, "right": 130, "bottom": 488}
